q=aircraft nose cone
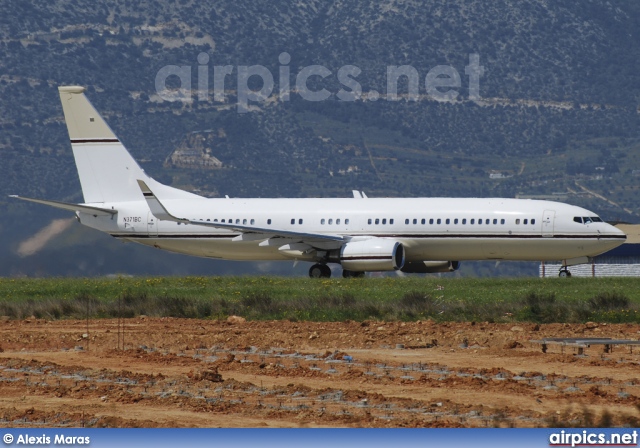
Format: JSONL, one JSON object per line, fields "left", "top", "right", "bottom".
{"left": 612, "top": 225, "right": 627, "bottom": 239}
{"left": 605, "top": 224, "right": 627, "bottom": 244}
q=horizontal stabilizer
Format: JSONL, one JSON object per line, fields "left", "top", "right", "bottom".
{"left": 9, "top": 195, "right": 117, "bottom": 216}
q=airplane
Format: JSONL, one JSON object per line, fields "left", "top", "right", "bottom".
{"left": 11, "top": 86, "right": 627, "bottom": 278}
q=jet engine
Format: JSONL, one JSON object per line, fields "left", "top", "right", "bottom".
{"left": 339, "top": 239, "right": 405, "bottom": 271}
{"left": 401, "top": 261, "right": 460, "bottom": 274}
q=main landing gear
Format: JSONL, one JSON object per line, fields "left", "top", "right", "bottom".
{"left": 309, "top": 263, "right": 331, "bottom": 278}
{"left": 308, "top": 264, "right": 366, "bottom": 279}
{"left": 558, "top": 268, "right": 572, "bottom": 277}
{"left": 342, "top": 269, "right": 365, "bottom": 278}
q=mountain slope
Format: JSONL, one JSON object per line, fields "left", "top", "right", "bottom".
{"left": 1, "top": 0, "right": 639, "bottom": 276}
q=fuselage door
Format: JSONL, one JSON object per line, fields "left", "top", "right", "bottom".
{"left": 542, "top": 210, "right": 555, "bottom": 238}
{"left": 147, "top": 212, "right": 158, "bottom": 237}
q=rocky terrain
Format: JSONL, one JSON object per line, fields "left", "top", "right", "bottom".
{"left": 1, "top": 317, "right": 639, "bottom": 427}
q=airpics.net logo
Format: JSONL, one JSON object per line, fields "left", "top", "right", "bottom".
{"left": 549, "top": 430, "right": 638, "bottom": 448}
{"left": 154, "top": 52, "right": 484, "bottom": 113}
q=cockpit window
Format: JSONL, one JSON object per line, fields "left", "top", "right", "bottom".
{"left": 575, "top": 216, "right": 603, "bottom": 224}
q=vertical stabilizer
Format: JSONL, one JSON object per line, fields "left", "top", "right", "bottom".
{"left": 58, "top": 86, "right": 200, "bottom": 203}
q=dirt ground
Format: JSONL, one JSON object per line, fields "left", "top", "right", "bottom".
{"left": 0, "top": 317, "right": 639, "bottom": 428}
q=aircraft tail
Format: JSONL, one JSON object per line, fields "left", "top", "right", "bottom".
{"left": 58, "top": 86, "right": 200, "bottom": 204}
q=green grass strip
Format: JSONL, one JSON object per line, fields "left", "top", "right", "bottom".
{"left": 0, "top": 276, "right": 639, "bottom": 323}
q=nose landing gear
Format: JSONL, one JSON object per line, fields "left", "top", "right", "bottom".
{"left": 558, "top": 268, "right": 572, "bottom": 277}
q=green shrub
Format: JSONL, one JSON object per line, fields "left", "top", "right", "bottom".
{"left": 588, "top": 292, "right": 629, "bottom": 311}
{"left": 518, "top": 292, "right": 567, "bottom": 323}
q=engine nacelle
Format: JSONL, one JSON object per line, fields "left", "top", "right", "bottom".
{"left": 340, "top": 239, "right": 405, "bottom": 271}
{"left": 401, "top": 261, "right": 460, "bottom": 274}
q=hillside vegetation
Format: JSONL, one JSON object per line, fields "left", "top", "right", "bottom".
{"left": 1, "top": 0, "right": 639, "bottom": 276}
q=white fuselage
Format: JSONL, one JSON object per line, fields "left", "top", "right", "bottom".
{"left": 78, "top": 197, "right": 626, "bottom": 263}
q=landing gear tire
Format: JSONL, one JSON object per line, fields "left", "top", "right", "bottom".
{"left": 558, "top": 268, "right": 572, "bottom": 278}
{"left": 342, "top": 269, "right": 365, "bottom": 278}
{"left": 309, "top": 264, "right": 331, "bottom": 278}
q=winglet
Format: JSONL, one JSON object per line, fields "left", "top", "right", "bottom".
{"left": 137, "top": 180, "right": 188, "bottom": 223}
{"left": 352, "top": 190, "right": 368, "bottom": 199}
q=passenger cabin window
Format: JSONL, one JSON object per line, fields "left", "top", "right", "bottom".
{"left": 437, "top": 219, "right": 441, "bottom": 224}
{"left": 405, "top": 219, "right": 409, "bottom": 224}
{"left": 523, "top": 219, "right": 528, "bottom": 225}
{"left": 368, "top": 219, "right": 372, "bottom": 225}
{"left": 413, "top": 219, "right": 417, "bottom": 224}
{"left": 382, "top": 218, "right": 386, "bottom": 224}
{"left": 299, "top": 219, "right": 303, "bottom": 224}
{"left": 454, "top": 219, "right": 458, "bottom": 224}
{"left": 267, "top": 219, "right": 272, "bottom": 225}
{"left": 471, "top": 219, "right": 475, "bottom": 224}
{"left": 291, "top": 219, "right": 295, "bottom": 224}
{"left": 375, "top": 219, "right": 379, "bottom": 224}
{"left": 446, "top": 218, "right": 450, "bottom": 224}
{"left": 329, "top": 219, "right": 333, "bottom": 225}
{"left": 478, "top": 219, "right": 482, "bottom": 225}
{"left": 493, "top": 219, "right": 497, "bottom": 224}
{"left": 515, "top": 219, "right": 520, "bottom": 225}
{"left": 421, "top": 219, "right": 426, "bottom": 224}
{"left": 501, "top": 219, "right": 505, "bottom": 224}
{"left": 345, "top": 219, "right": 350, "bottom": 225}
{"left": 321, "top": 219, "right": 326, "bottom": 225}
{"left": 390, "top": 219, "right": 394, "bottom": 224}
{"left": 251, "top": 219, "right": 255, "bottom": 225}
{"left": 429, "top": 219, "right": 434, "bottom": 224}
{"left": 462, "top": 219, "right": 466, "bottom": 224}
{"left": 336, "top": 219, "right": 340, "bottom": 225}
{"left": 531, "top": 219, "right": 535, "bottom": 225}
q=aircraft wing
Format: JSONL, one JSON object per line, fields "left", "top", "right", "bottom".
{"left": 137, "top": 180, "right": 345, "bottom": 242}
{"left": 9, "top": 195, "right": 117, "bottom": 216}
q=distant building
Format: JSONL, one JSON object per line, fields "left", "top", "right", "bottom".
{"left": 164, "top": 131, "right": 223, "bottom": 170}
{"left": 540, "top": 224, "right": 640, "bottom": 277}
{"left": 516, "top": 193, "right": 569, "bottom": 201}
{"left": 489, "top": 172, "right": 512, "bottom": 179}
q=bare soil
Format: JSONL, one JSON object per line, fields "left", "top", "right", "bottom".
{"left": 1, "top": 317, "right": 639, "bottom": 427}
